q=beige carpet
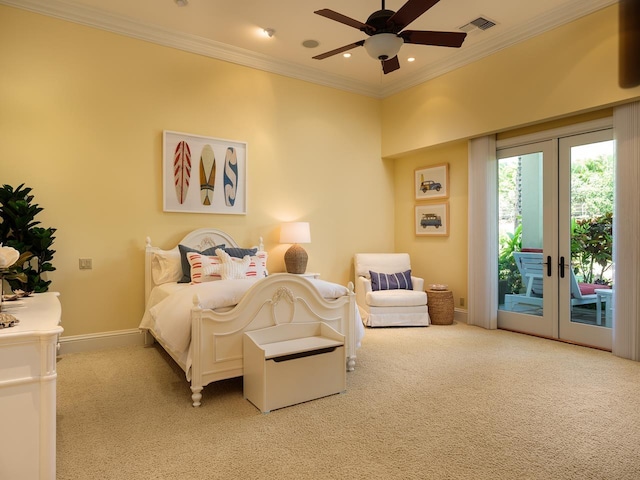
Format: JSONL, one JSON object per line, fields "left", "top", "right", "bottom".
{"left": 56, "top": 322, "right": 640, "bottom": 480}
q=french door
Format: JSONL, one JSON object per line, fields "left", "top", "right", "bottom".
{"left": 497, "top": 128, "right": 614, "bottom": 350}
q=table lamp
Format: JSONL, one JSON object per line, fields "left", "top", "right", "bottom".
{"left": 280, "top": 222, "right": 311, "bottom": 274}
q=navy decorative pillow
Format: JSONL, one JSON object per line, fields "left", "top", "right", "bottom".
{"left": 370, "top": 270, "right": 413, "bottom": 291}
{"left": 178, "top": 244, "right": 225, "bottom": 283}
{"left": 223, "top": 247, "right": 258, "bottom": 258}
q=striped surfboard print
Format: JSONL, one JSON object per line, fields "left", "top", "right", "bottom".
{"left": 223, "top": 147, "right": 238, "bottom": 207}
{"left": 200, "top": 144, "right": 215, "bottom": 206}
{"left": 173, "top": 141, "right": 191, "bottom": 204}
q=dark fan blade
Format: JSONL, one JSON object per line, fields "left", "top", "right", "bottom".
{"left": 401, "top": 30, "right": 467, "bottom": 48}
{"left": 382, "top": 56, "right": 400, "bottom": 74}
{"left": 314, "top": 9, "right": 370, "bottom": 31}
{"left": 312, "top": 40, "right": 365, "bottom": 60}
{"left": 387, "top": 0, "right": 441, "bottom": 31}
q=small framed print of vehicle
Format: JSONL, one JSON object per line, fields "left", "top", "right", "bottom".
{"left": 415, "top": 203, "right": 449, "bottom": 237}
{"left": 420, "top": 213, "right": 442, "bottom": 228}
{"left": 415, "top": 163, "right": 449, "bottom": 200}
{"left": 420, "top": 180, "right": 442, "bottom": 193}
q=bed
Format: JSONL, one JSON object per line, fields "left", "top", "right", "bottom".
{"left": 139, "top": 228, "right": 363, "bottom": 406}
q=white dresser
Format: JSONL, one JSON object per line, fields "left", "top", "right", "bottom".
{"left": 0, "top": 292, "right": 63, "bottom": 480}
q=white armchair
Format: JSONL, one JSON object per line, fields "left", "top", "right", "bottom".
{"left": 354, "top": 253, "right": 430, "bottom": 327}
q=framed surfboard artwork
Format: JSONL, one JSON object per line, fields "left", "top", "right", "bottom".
{"left": 163, "top": 130, "right": 247, "bottom": 214}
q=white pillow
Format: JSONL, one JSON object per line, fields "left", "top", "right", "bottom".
{"left": 151, "top": 247, "right": 182, "bottom": 285}
{"left": 215, "top": 248, "right": 251, "bottom": 280}
{"left": 309, "top": 279, "right": 349, "bottom": 299}
{"left": 187, "top": 252, "right": 222, "bottom": 283}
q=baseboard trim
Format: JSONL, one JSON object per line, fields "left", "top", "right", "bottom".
{"left": 454, "top": 308, "right": 468, "bottom": 324}
{"left": 58, "top": 310, "right": 469, "bottom": 355}
{"left": 58, "top": 329, "right": 145, "bottom": 355}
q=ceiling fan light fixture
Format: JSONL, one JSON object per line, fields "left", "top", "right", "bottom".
{"left": 364, "top": 33, "right": 403, "bottom": 60}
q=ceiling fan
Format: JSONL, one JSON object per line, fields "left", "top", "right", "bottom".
{"left": 312, "top": 0, "right": 467, "bottom": 74}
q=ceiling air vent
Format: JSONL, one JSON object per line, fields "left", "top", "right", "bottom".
{"left": 459, "top": 16, "right": 497, "bottom": 33}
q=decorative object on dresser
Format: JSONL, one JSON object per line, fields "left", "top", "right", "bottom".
{"left": 280, "top": 222, "right": 311, "bottom": 274}
{"left": 426, "top": 285, "right": 454, "bottom": 325}
{"left": 353, "top": 253, "right": 430, "bottom": 327}
{"left": 0, "top": 292, "right": 63, "bottom": 480}
{"left": 0, "top": 243, "right": 19, "bottom": 315}
{"left": 0, "top": 243, "right": 32, "bottom": 318}
{"left": 163, "top": 131, "right": 247, "bottom": 214}
{"left": 0, "top": 183, "right": 56, "bottom": 293}
{"left": 140, "top": 228, "right": 363, "bottom": 407}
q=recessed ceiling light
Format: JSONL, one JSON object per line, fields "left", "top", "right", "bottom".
{"left": 302, "top": 39, "right": 320, "bottom": 49}
{"left": 262, "top": 28, "right": 275, "bottom": 38}
{"left": 343, "top": 53, "right": 351, "bottom": 58}
{"left": 407, "top": 57, "right": 416, "bottom": 62}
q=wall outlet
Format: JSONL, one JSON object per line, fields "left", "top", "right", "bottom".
{"left": 79, "top": 258, "right": 92, "bottom": 270}
{"left": 459, "top": 297, "right": 465, "bottom": 307}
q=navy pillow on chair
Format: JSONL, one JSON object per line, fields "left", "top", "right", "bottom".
{"left": 369, "top": 270, "right": 413, "bottom": 291}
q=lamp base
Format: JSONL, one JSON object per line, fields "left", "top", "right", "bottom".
{"left": 284, "top": 244, "right": 308, "bottom": 274}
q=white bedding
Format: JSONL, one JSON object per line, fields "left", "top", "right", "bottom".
{"left": 140, "top": 277, "right": 365, "bottom": 376}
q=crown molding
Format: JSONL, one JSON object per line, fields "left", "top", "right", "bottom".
{"left": 1, "top": 0, "right": 618, "bottom": 99}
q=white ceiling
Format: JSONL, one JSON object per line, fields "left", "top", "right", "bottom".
{"left": 3, "top": 0, "right": 617, "bottom": 97}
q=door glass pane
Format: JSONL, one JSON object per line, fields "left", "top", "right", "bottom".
{"left": 569, "top": 140, "right": 615, "bottom": 328}
{"left": 498, "top": 152, "right": 544, "bottom": 316}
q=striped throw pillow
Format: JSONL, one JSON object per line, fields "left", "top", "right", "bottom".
{"left": 187, "top": 252, "right": 222, "bottom": 283}
{"left": 369, "top": 270, "right": 413, "bottom": 291}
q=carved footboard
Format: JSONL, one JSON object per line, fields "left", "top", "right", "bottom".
{"left": 189, "top": 274, "right": 357, "bottom": 407}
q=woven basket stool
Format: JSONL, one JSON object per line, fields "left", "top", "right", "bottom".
{"left": 426, "top": 289, "right": 454, "bottom": 325}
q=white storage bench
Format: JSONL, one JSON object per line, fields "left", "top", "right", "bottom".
{"left": 243, "top": 322, "right": 346, "bottom": 413}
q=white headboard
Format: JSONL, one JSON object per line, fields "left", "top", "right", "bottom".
{"left": 144, "top": 228, "right": 263, "bottom": 304}
{"left": 175, "top": 228, "right": 240, "bottom": 251}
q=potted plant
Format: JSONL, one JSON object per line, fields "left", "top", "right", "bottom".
{"left": 498, "top": 224, "right": 522, "bottom": 304}
{"left": 0, "top": 184, "right": 56, "bottom": 293}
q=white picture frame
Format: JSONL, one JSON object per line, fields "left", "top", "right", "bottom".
{"left": 163, "top": 130, "right": 247, "bottom": 214}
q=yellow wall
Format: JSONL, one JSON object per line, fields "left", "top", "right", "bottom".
{"left": 3, "top": 4, "right": 640, "bottom": 338}
{"left": 387, "top": 4, "right": 640, "bottom": 311}
{"left": 381, "top": 4, "right": 640, "bottom": 157}
{"left": 0, "top": 6, "right": 392, "bottom": 337}
{"left": 394, "top": 141, "right": 468, "bottom": 308}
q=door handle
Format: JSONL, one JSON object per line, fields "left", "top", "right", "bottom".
{"left": 542, "top": 255, "right": 552, "bottom": 277}
{"left": 559, "top": 256, "right": 567, "bottom": 278}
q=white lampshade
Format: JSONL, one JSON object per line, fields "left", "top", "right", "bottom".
{"left": 280, "top": 222, "right": 311, "bottom": 244}
{"left": 364, "top": 33, "right": 404, "bottom": 60}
